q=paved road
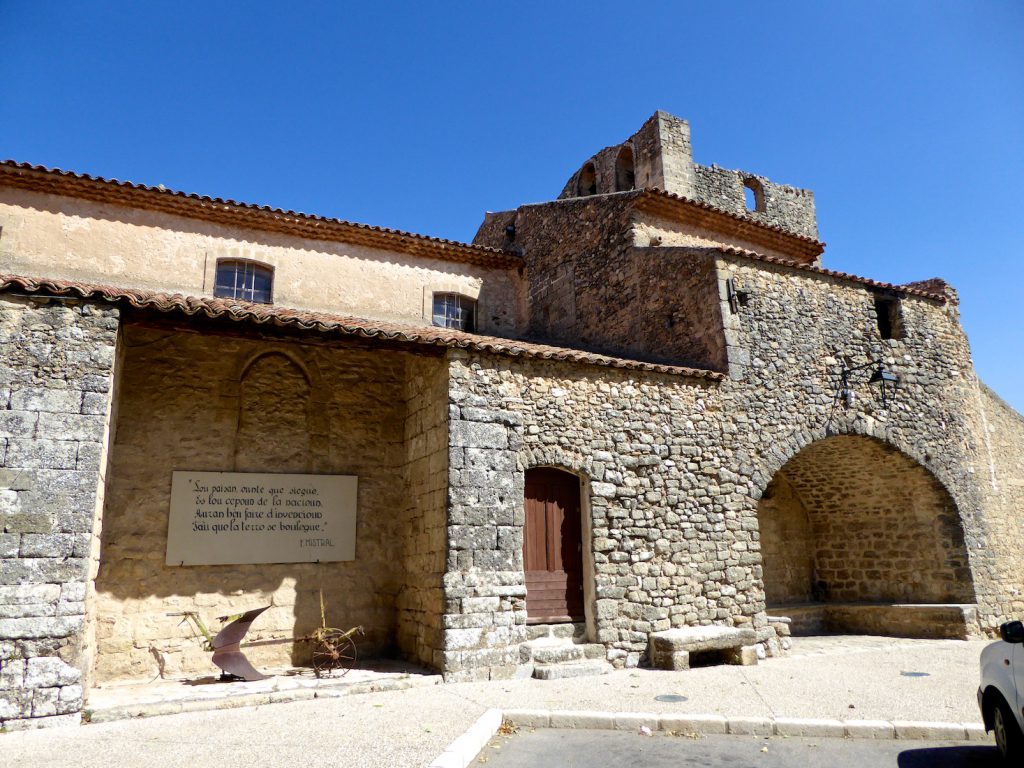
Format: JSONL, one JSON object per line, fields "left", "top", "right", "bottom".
{"left": 479, "top": 730, "right": 1002, "bottom": 768}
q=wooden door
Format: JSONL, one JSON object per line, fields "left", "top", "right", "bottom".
{"left": 524, "top": 468, "right": 584, "bottom": 623}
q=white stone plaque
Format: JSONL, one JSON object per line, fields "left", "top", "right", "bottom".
{"left": 166, "top": 471, "right": 357, "bottom": 566}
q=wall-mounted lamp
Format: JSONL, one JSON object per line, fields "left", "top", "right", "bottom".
{"left": 726, "top": 277, "right": 752, "bottom": 314}
{"left": 839, "top": 359, "right": 900, "bottom": 408}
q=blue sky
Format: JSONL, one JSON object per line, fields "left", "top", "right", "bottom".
{"left": 2, "top": 1, "right": 1022, "bottom": 410}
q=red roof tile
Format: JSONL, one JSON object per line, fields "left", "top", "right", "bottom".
{"left": 0, "top": 274, "right": 724, "bottom": 381}
{"left": 0, "top": 161, "right": 522, "bottom": 270}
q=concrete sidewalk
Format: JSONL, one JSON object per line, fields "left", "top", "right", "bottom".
{"left": 0, "top": 636, "right": 994, "bottom": 768}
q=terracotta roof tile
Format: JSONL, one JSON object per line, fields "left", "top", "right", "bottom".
{"left": 0, "top": 274, "right": 723, "bottom": 381}
{"left": 0, "top": 161, "right": 522, "bottom": 270}
{"left": 703, "top": 244, "right": 949, "bottom": 301}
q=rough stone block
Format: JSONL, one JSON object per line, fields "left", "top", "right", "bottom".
{"left": 450, "top": 422, "right": 508, "bottom": 450}
{"left": 24, "top": 656, "right": 81, "bottom": 688}
{"left": 0, "top": 411, "right": 36, "bottom": 438}
{"left": 19, "top": 533, "right": 75, "bottom": 558}
{"left": 0, "top": 533, "right": 19, "bottom": 557}
{"left": 36, "top": 413, "right": 107, "bottom": 442}
{"left": 0, "top": 616, "right": 82, "bottom": 641}
{"left": 31, "top": 686, "right": 60, "bottom": 717}
{"left": 649, "top": 625, "right": 757, "bottom": 670}
{"left": 4, "top": 440, "right": 78, "bottom": 470}
{"left": 9, "top": 389, "right": 82, "bottom": 414}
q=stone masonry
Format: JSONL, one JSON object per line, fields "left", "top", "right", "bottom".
{"left": 0, "top": 295, "right": 119, "bottom": 729}
{"left": 0, "top": 111, "right": 1021, "bottom": 707}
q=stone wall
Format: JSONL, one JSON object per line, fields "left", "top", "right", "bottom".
{"left": 554, "top": 111, "right": 817, "bottom": 241}
{"left": 974, "top": 384, "right": 1024, "bottom": 619}
{"left": 396, "top": 355, "right": 449, "bottom": 667}
{"left": 0, "top": 295, "right": 119, "bottom": 729}
{"left": 692, "top": 165, "right": 819, "bottom": 241}
{"left": 91, "top": 321, "right": 414, "bottom": 682}
{"left": 759, "top": 435, "right": 974, "bottom": 605}
{"left": 439, "top": 252, "right": 1016, "bottom": 679}
{"left": 474, "top": 195, "right": 637, "bottom": 347}
{"left": 443, "top": 350, "right": 763, "bottom": 678}
{"left": 756, "top": 472, "right": 814, "bottom": 605}
{"left": 440, "top": 369, "right": 528, "bottom": 681}
{"left": 717, "top": 252, "right": 1004, "bottom": 631}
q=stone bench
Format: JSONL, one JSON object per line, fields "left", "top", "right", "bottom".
{"left": 649, "top": 626, "right": 758, "bottom": 671}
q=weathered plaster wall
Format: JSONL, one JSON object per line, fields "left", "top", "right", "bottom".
{"left": 396, "top": 356, "right": 449, "bottom": 667}
{"left": 0, "top": 296, "right": 119, "bottom": 729}
{"left": 0, "top": 188, "right": 525, "bottom": 335}
{"left": 631, "top": 213, "right": 800, "bottom": 263}
{"left": 91, "top": 322, "right": 414, "bottom": 682}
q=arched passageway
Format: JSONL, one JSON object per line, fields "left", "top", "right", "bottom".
{"left": 757, "top": 435, "right": 977, "bottom": 638}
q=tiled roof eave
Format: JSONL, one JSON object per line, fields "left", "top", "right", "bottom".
{"left": 704, "top": 245, "right": 948, "bottom": 301}
{"left": 0, "top": 274, "right": 724, "bottom": 381}
{"left": 0, "top": 161, "right": 522, "bottom": 270}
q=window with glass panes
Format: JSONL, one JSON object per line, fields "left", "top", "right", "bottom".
{"left": 213, "top": 260, "right": 274, "bottom": 304}
{"left": 431, "top": 293, "right": 476, "bottom": 331}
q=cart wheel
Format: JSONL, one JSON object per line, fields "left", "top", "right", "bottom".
{"left": 312, "top": 630, "right": 357, "bottom": 678}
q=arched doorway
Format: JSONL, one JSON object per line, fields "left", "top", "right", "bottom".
{"left": 524, "top": 468, "right": 584, "bottom": 623}
{"left": 757, "top": 435, "right": 977, "bottom": 637}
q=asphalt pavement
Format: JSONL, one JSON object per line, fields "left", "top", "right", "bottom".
{"left": 478, "top": 730, "right": 1002, "bottom": 768}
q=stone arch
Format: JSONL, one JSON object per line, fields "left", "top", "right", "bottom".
{"left": 577, "top": 163, "right": 597, "bottom": 197}
{"left": 756, "top": 433, "right": 977, "bottom": 635}
{"left": 233, "top": 350, "right": 314, "bottom": 473}
{"left": 615, "top": 145, "right": 636, "bottom": 191}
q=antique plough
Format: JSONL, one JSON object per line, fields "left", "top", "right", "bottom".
{"left": 170, "top": 594, "right": 362, "bottom": 681}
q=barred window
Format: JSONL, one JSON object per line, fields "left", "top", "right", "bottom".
{"left": 214, "top": 260, "right": 273, "bottom": 304}
{"left": 432, "top": 293, "right": 476, "bottom": 332}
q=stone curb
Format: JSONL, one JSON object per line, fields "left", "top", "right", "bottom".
{"left": 84, "top": 676, "right": 430, "bottom": 724}
{"left": 500, "top": 709, "right": 989, "bottom": 742}
{"left": 427, "top": 708, "right": 503, "bottom": 768}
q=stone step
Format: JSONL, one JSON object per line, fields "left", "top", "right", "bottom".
{"left": 532, "top": 660, "right": 610, "bottom": 680}
{"left": 519, "top": 639, "right": 606, "bottom": 665}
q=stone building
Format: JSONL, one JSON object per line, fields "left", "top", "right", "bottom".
{"left": 1, "top": 111, "right": 1021, "bottom": 728}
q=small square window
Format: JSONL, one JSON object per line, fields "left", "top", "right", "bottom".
{"left": 874, "top": 295, "right": 905, "bottom": 340}
{"left": 432, "top": 293, "right": 476, "bottom": 332}
{"left": 214, "top": 260, "right": 273, "bottom": 304}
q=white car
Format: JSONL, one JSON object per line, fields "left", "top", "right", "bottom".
{"left": 979, "top": 620, "right": 1024, "bottom": 760}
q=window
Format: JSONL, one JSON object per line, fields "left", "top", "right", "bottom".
{"left": 615, "top": 146, "right": 635, "bottom": 191}
{"left": 578, "top": 163, "right": 597, "bottom": 196}
{"left": 214, "top": 260, "right": 273, "bottom": 304}
{"left": 874, "top": 295, "right": 905, "bottom": 340}
{"left": 743, "top": 177, "right": 766, "bottom": 212}
{"left": 432, "top": 293, "right": 476, "bottom": 331}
